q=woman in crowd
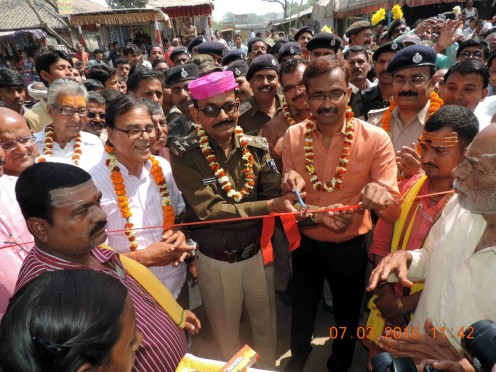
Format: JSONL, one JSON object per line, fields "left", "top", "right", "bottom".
{"left": 0, "top": 269, "right": 143, "bottom": 372}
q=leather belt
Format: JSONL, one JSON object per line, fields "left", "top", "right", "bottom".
{"left": 198, "top": 242, "right": 261, "bottom": 263}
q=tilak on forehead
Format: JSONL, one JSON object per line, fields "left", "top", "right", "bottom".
{"left": 49, "top": 180, "right": 98, "bottom": 208}
{"left": 57, "top": 94, "right": 86, "bottom": 107}
{"left": 418, "top": 131, "right": 459, "bottom": 148}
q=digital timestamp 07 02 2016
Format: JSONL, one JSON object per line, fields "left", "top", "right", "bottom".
{"left": 329, "top": 326, "right": 476, "bottom": 340}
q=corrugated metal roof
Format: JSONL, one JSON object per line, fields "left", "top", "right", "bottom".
{"left": 0, "top": 0, "right": 68, "bottom": 31}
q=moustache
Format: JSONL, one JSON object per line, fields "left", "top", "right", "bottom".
{"left": 399, "top": 91, "right": 418, "bottom": 97}
{"left": 352, "top": 68, "right": 362, "bottom": 74}
{"left": 317, "top": 107, "right": 338, "bottom": 115}
{"left": 213, "top": 119, "right": 235, "bottom": 128}
{"left": 89, "top": 121, "right": 104, "bottom": 129}
{"left": 90, "top": 220, "right": 107, "bottom": 235}
{"left": 292, "top": 92, "right": 306, "bottom": 102}
{"left": 422, "top": 162, "right": 437, "bottom": 168}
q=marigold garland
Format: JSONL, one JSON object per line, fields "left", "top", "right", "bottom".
{"left": 36, "top": 124, "right": 83, "bottom": 165}
{"left": 282, "top": 104, "right": 297, "bottom": 126}
{"left": 105, "top": 144, "right": 174, "bottom": 251}
{"left": 196, "top": 125, "right": 255, "bottom": 202}
{"left": 381, "top": 91, "right": 443, "bottom": 137}
{"left": 304, "top": 107, "right": 355, "bottom": 192}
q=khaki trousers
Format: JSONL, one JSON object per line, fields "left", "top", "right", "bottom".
{"left": 196, "top": 249, "right": 277, "bottom": 368}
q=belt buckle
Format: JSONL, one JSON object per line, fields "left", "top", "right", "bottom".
{"left": 226, "top": 251, "right": 236, "bottom": 263}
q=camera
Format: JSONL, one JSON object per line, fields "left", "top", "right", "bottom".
{"left": 462, "top": 320, "right": 496, "bottom": 372}
{"left": 371, "top": 352, "right": 441, "bottom": 372}
{"left": 371, "top": 352, "right": 417, "bottom": 372}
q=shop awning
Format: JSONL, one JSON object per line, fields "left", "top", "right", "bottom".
{"left": 68, "top": 8, "right": 169, "bottom": 27}
{"left": 0, "top": 29, "right": 47, "bottom": 46}
{"left": 147, "top": 0, "right": 214, "bottom": 18}
{"left": 334, "top": 0, "right": 466, "bottom": 19}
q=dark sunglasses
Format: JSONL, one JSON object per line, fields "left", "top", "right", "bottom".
{"left": 87, "top": 111, "right": 106, "bottom": 119}
{"left": 199, "top": 102, "right": 239, "bottom": 118}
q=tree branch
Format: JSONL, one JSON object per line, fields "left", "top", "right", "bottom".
{"left": 25, "top": 0, "right": 76, "bottom": 52}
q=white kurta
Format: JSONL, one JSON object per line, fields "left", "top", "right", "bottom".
{"left": 34, "top": 129, "right": 104, "bottom": 171}
{"left": 400, "top": 196, "right": 496, "bottom": 351}
{"left": 89, "top": 153, "right": 187, "bottom": 298}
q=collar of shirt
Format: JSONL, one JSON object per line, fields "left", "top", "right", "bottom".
{"left": 107, "top": 153, "right": 153, "bottom": 180}
{"left": 249, "top": 94, "right": 283, "bottom": 118}
{"left": 392, "top": 99, "right": 430, "bottom": 128}
{"left": 32, "top": 245, "right": 124, "bottom": 271}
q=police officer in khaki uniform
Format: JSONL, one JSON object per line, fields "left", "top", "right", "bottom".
{"left": 170, "top": 71, "right": 299, "bottom": 368}
{"left": 237, "top": 54, "right": 284, "bottom": 136}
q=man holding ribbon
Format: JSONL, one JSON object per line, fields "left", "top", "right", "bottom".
{"left": 169, "top": 70, "right": 301, "bottom": 368}
{"left": 364, "top": 105, "right": 479, "bottom": 362}
{"left": 281, "top": 56, "right": 400, "bottom": 372}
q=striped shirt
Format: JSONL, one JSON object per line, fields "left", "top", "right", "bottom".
{"left": 89, "top": 153, "right": 186, "bottom": 298}
{"left": 16, "top": 246, "right": 187, "bottom": 372}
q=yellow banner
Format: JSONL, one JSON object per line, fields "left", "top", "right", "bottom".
{"left": 58, "top": 0, "right": 73, "bottom": 15}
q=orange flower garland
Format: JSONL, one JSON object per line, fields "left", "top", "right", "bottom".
{"left": 381, "top": 91, "right": 443, "bottom": 137}
{"left": 36, "top": 124, "right": 83, "bottom": 165}
{"left": 282, "top": 104, "right": 297, "bottom": 126}
{"left": 304, "top": 107, "right": 355, "bottom": 192}
{"left": 105, "top": 144, "right": 174, "bottom": 251}
{"left": 196, "top": 124, "right": 255, "bottom": 202}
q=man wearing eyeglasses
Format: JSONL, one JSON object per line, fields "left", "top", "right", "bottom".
{"left": 170, "top": 71, "right": 301, "bottom": 368}
{"left": 0, "top": 107, "right": 34, "bottom": 319}
{"left": 456, "top": 39, "right": 489, "bottom": 64}
{"left": 34, "top": 79, "right": 103, "bottom": 170}
{"left": 368, "top": 45, "right": 439, "bottom": 178}
{"left": 281, "top": 56, "right": 400, "bottom": 372}
{"left": 82, "top": 91, "right": 107, "bottom": 144}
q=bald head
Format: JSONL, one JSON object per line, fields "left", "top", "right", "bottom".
{"left": 0, "top": 107, "right": 36, "bottom": 176}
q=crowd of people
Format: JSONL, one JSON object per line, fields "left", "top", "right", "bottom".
{"left": 0, "top": 3, "right": 496, "bottom": 371}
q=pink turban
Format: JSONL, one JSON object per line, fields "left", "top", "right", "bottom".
{"left": 188, "top": 71, "right": 238, "bottom": 100}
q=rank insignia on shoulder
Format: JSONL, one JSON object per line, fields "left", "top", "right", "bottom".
{"left": 245, "top": 135, "right": 268, "bottom": 151}
{"left": 239, "top": 101, "right": 252, "bottom": 116}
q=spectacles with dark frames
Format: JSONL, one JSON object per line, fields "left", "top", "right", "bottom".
{"left": 199, "top": 102, "right": 239, "bottom": 118}
{"left": 53, "top": 104, "right": 88, "bottom": 117}
{"left": 459, "top": 50, "right": 484, "bottom": 59}
{"left": 392, "top": 74, "right": 431, "bottom": 86}
{"left": 112, "top": 126, "right": 156, "bottom": 139}
{"left": 87, "top": 111, "right": 106, "bottom": 119}
{"left": 0, "top": 134, "right": 36, "bottom": 151}
{"left": 308, "top": 90, "right": 347, "bottom": 103}
{"left": 283, "top": 82, "right": 306, "bottom": 94}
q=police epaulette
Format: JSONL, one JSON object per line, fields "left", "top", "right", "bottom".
{"left": 243, "top": 135, "right": 269, "bottom": 151}
{"left": 169, "top": 133, "right": 200, "bottom": 157}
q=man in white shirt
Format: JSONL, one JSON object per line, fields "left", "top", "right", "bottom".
{"left": 34, "top": 79, "right": 103, "bottom": 171}
{"left": 367, "top": 125, "right": 496, "bottom": 366}
{"left": 233, "top": 34, "right": 248, "bottom": 59}
{"left": 89, "top": 94, "right": 193, "bottom": 298}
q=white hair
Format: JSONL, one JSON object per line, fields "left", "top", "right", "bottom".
{"left": 47, "top": 79, "right": 88, "bottom": 106}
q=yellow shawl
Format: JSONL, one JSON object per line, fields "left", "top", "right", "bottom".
{"left": 100, "top": 244, "right": 185, "bottom": 328}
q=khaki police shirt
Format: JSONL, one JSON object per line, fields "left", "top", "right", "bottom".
{"left": 237, "top": 94, "right": 283, "bottom": 137}
{"left": 169, "top": 130, "right": 281, "bottom": 251}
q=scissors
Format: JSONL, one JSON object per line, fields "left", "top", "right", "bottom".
{"left": 294, "top": 189, "right": 308, "bottom": 213}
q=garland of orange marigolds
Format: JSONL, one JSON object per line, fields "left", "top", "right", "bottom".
{"left": 381, "top": 91, "right": 443, "bottom": 137}
{"left": 304, "top": 107, "right": 354, "bottom": 192}
{"left": 282, "top": 104, "right": 297, "bottom": 126}
{"left": 105, "top": 144, "right": 175, "bottom": 251}
{"left": 36, "top": 124, "right": 83, "bottom": 165}
{"left": 196, "top": 124, "right": 255, "bottom": 202}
